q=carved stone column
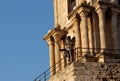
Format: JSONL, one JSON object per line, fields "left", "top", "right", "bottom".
{"left": 78, "top": 7, "right": 90, "bottom": 56}
{"left": 111, "top": 8, "right": 119, "bottom": 53}
{"left": 44, "top": 27, "right": 66, "bottom": 73}
{"left": 96, "top": 7, "right": 107, "bottom": 52}
{"left": 50, "top": 26, "right": 66, "bottom": 72}
{"left": 47, "top": 37, "right": 56, "bottom": 75}
{"left": 73, "top": 15, "right": 81, "bottom": 59}
{"left": 53, "top": 34, "right": 61, "bottom": 72}
{"left": 96, "top": 5, "right": 107, "bottom": 62}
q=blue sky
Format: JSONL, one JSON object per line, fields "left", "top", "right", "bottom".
{"left": 0, "top": 0, "right": 54, "bottom": 81}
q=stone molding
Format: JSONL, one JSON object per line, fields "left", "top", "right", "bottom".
{"left": 43, "top": 26, "right": 66, "bottom": 42}
{"left": 47, "top": 36, "right": 54, "bottom": 46}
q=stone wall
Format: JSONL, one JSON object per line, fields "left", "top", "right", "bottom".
{"left": 48, "top": 63, "right": 75, "bottom": 81}
{"left": 57, "top": 0, "right": 68, "bottom": 27}
{"left": 74, "top": 61, "right": 120, "bottom": 81}
{"left": 49, "top": 60, "right": 120, "bottom": 81}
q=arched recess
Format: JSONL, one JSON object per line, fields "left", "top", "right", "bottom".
{"left": 105, "top": 8, "right": 114, "bottom": 49}
{"left": 87, "top": 10, "right": 100, "bottom": 55}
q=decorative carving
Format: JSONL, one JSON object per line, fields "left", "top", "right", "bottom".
{"left": 60, "top": 36, "right": 75, "bottom": 64}
{"left": 65, "top": 36, "right": 75, "bottom": 64}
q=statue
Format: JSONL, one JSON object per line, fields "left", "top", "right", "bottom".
{"left": 60, "top": 36, "right": 75, "bottom": 64}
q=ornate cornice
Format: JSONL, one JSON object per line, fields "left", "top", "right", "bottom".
{"left": 93, "top": 0, "right": 120, "bottom": 12}
{"left": 94, "top": 2, "right": 107, "bottom": 12}
{"left": 78, "top": 6, "right": 90, "bottom": 17}
{"left": 68, "top": 3, "right": 91, "bottom": 19}
{"left": 43, "top": 26, "right": 67, "bottom": 42}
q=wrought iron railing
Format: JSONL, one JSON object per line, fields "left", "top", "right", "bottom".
{"left": 33, "top": 57, "right": 66, "bottom": 81}
{"left": 33, "top": 48, "right": 120, "bottom": 81}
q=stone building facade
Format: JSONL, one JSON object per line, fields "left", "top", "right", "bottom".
{"left": 43, "top": 0, "right": 120, "bottom": 81}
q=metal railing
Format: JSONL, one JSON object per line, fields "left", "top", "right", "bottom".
{"left": 33, "top": 57, "right": 65, "bottom": 81}
{"left": 33, "top": 48, "right": 120, "bottom": 81}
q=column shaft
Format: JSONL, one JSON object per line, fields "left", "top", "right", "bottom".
{"left": 74, "top": 16, "right": 81, "bottom": 59}
{"left": 47, "top": 38, "right": 55, "bottom": 75}
{"left": 80, "top": 12, "right": 89, "bottom": 55}
{"left": 96, "top": 8, "right": 107, "bottom": 63}
{"left": 54, "top": 37, "right": 61, "bottom": 72}
{"left": 97, "top": 9, "right": 106, "bottom": 51}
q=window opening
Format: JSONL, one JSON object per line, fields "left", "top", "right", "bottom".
{"left": 68, "top": 0, "right": 76, "bottom": 13}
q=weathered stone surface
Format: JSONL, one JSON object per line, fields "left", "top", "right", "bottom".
{"left": 49, "top": 61, "right": 120, "bottom": 81}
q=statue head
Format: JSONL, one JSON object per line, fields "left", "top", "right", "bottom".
{"left": 66, "top": 36, "right": 71, "bottom": 41}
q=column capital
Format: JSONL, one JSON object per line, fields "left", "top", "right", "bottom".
{"left": 94, "top": 3, "right": 107, "bottom": 14}
{"left": 96, "top": 8, "right": 105, "bottom": 14}
{"left": 52, "top": 28, "right": 66, "bottom": 41}
{"left": 111, "top": 8, "right": 120, "bottom": 14}
{"left": 78, "top": 6, "right": 90, "bottom": 17}
{"left": 44, "top": 27, "right": 67, "bottom": 44}
{"left": 47, "top": 36, "right": 54, "bottom": 46}
{"left": 53, "top": 32, "right": 63, "bottom": 41}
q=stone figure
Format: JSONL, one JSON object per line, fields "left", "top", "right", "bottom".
{"left": 60, "top": 36, "right": 75, "bottom": 64}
